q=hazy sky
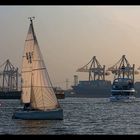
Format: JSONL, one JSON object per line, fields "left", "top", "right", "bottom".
{"left": 1, "top": 6, "right": 140, "bottom": 89}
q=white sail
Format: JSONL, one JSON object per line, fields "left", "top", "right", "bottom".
{"left": 21, "top": 22, "right": 34, "bottom": 103}
{"left": 21, "top": 18, "right": 59, "bottom": 110}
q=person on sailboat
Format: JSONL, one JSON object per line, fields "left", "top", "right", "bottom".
{"left": 23, "top": 103, "right": 30, "bottom": 110}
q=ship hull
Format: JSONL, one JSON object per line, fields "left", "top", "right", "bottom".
{"left": 0, "top": 91, "right": 64, "bottom": 99}
{"left": 71, "top": 86, "right": 111, "bottom": 98}
{"left": 12, "top": 108, "right": 63, "bottom": 120}
{"left": 69, "top": 80, "right": 112, "bottom": 98}
{"left": 0, "top": 91, "right": 21, "bottom": 99}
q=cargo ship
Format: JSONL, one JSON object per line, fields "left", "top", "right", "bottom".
{"left": 71, "top": 80, "right": 111, "bottom": 98}
{"left": 67, "top": 56, "right": 140, "bottom": 98}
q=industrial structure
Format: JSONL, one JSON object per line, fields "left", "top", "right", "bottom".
{"left": 71, "top": 56, "right": 111, "bottom": 97}
{"left": 76, "top": 56, "right": 110, "bottom": 81}
{"left": 0, "top": 59, "right": 19, "bottom": 91}
{"left": 0, "top": 59, "right": 21, "bottom": 99}
{"left": 107, "top": 55, "right": 137, "bottom": 82}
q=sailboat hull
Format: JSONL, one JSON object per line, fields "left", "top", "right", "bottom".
{"left": 12, "top": 108, "right": 63, "bottom": 120}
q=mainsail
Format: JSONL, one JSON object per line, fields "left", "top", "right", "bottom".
{"left": 21, "top": 17, "right": 59, "bottom": 111}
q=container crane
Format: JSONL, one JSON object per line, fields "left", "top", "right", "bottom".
{"left": 0, "top": 59, "right": 20, "bottom": 92}
{"left": 107, "top": 55, "right": 138, "bottom": 83}
{"left": 77, "top": 56, "right": 110, "bottom": 81}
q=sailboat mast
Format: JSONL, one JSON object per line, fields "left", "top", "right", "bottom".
{"left": 28, "top": 17, "right": 38, "bottom": 108}
{"left": 21, "top": 17, "right": 35, "bottom": 104}
{"left": 28, "top": 17, "right": 36, "bottom": 38}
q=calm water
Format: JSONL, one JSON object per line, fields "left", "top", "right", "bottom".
{"left": 0, "top": 97, "right": 140, "bottom": 135}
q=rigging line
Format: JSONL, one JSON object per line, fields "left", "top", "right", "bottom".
{"left": 47, "top": 87, "right": 58, "bottom": 101}
{"left": 30, "top": 67, "right": 37, "bottom": 108}
{"left": 30, "top": 86, "right": 56, "bottom": 88}
{"left": 21, "top": 70, "right": 32, "bottom": 73}
{"left": 32, "top": 86, "right": 38, "bottom": 109}
{"left": 45, "top": 94, "right": 58, "bottom": 104}
{"left": 33, "top": 71, "right": 57, "bottom": 103}
{"left": 32, "top": 60, "right": 44, "bottom": 62}
{"left": 32, "top": 68, "right": 46, "bottom": 71}
{"left": 25, "top": 39, "right": 34, "bottom": 41}
{"left": 45, "top": 67, "right": 54, "bottom": 88}
{"left": 41, "top": 86, "right": 45, "bottom": 110}
{"left": 33, "top": 88, "right": 56, "bottom": 106}
{"left": 43, "top": 87, "right": 58, "bottom": 104}
{"left": 39, "top": 72, "right": 44, "bottom": 108}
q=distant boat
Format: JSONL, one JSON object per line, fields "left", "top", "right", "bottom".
{"left": 12, "top": 17, "right": 63, "bottom": 120}
{"left": 53, "top": 87, "right": 65, "bottom": 99}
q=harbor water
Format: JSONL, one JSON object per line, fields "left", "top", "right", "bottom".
{"left": 1, "top": 97, "right": 140, "bottom": 135}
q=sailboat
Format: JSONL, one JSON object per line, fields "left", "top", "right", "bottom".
{"left": 12, "top": 17, "right": 63, "bottom": 120}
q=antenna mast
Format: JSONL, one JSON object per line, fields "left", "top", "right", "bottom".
{"left": 28, "top": 16, "right": 35, "bottom": 23}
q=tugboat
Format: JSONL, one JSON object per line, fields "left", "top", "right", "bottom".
{"left": 108, "top": 55, "right": 137, "bottom": 102}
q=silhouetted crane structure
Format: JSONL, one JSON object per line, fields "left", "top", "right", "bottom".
{"left": 0, "top": 59, "right": 20, "bottom": 92}
{"left": 107, "top": 55, "right": 138, "bottom": 83}
{"left": 77, "top": 56, "right": 110, "bottom": 81}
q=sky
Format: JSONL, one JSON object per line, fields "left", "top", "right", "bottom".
{"left": 1, "top": 6, "right": 140, "bottom": 89}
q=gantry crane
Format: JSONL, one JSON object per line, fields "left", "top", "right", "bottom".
{"left": 77, "top": 56, "right": 110, "bottom": 81}
{"left": 0, "top": 59, "right": 20, "bottom": 92}
{"left": 107, "top": 55, "right": 138, "bottom": 83}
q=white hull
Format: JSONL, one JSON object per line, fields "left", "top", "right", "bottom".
{"left": 12, "top": 108, "right": 63, "bottom": 120}
{"left": 109, "top": 95, "right": 136, "bottom": 102}
{"left": 111, "top": 89, "right": 136, "bottom": 93}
